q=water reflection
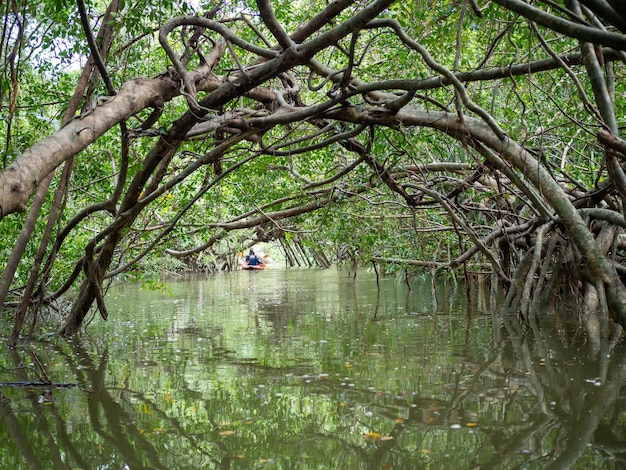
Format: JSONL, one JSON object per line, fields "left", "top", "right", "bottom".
{"left": 0, "top": 268, "right": 624, "bottom": 468}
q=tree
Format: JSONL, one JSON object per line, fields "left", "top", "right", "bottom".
{"left": 0, "top": 0, "right": 625, "bottom": 343}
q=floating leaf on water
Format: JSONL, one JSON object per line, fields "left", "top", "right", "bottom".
{"left": 450, "top": 424, "right": 462, "bottom": 429}
{"left": 219, "top": 430, "right": 235, "bottom": 436}
{"left": 363, "top": 432, "right": 382, "bottom": 440}
{"left": 380, "top": 435, "right": 394, "bottom": 441}
{"left": 395, "top": 418, "right": 404, "bottom": 423}
{"left": 466, "top": 422, "right": 477, "bottom": 427}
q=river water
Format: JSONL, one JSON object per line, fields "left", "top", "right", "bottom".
{"left": 1, "top": 267, "right": 625, "bottom": 468}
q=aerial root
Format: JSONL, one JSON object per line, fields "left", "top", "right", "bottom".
{"left": 502, "top": 219, "right": 626, "bottom": 348}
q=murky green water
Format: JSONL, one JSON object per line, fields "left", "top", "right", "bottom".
{"left": 1, "top": 268, "right": 625, "bottom": 469}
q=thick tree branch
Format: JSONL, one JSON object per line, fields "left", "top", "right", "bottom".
{"left": 256, "top": 0, "right": 294, "bottom": 50}
{"left": 491, "top": 0, "right": 626, "bottom": 49}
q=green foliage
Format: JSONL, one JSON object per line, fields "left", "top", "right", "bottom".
{"left": 0, "top": 0, "right": 624, "bottom": 337}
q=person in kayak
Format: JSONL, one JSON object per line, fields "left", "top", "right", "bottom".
{"left": 245, "top": 249, "right": 261, "bottom": 266}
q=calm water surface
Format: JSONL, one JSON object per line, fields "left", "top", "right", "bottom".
{"left": 1, "top": 267, "right": 625, "bottom": 469}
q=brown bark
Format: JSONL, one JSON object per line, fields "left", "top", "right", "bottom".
{"left": 9, "top": 172, "right": 61, "bottom": 347}
{"left": 0, "top": 174, "right": 53, "bottom": 307}
{"left": 0, "top": 74, "right": 180, "bottom": 218}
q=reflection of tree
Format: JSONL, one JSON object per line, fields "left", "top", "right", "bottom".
{"left": 284, "top": 314, "right": 626, "bottom": 468}
{"left": 60, "top": 342, "right": 169, "bottom": 469}
{"left": 0, "top": 340, "right": 235, "bottom": 469}
{"left": 551, "top": 361, "right": 625, "bottom": 468}
{"left": 4, "top": 290, "right": 626, "bottom": 468}
{"left": 0, "top": 399, "right": 43, "bottom": 468}
{"left": 253, "top": 279, "right": 317, "bottom": 341}
{"left": 475, "top": 318, "right": 626, "bottom": 468}
{"left": 0, "top": 348, "right": 88, "bottom": 468}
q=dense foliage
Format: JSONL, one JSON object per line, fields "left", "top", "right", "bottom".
{"left": 0, "top": 0, "right": 625, "bottom": 344}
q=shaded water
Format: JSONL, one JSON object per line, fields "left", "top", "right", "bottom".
{"left": 1, "top": 267, "right": 625, "bottom": 469}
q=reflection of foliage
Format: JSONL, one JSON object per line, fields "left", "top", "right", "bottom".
{"left": 1, "top": 275, "right": 625, "bottom": 468}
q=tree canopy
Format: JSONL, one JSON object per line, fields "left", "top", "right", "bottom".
{"left": 0, "top": 0, "right": 625, "bottom": 344}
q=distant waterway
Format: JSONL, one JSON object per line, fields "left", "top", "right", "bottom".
{"left": 1, "top": 267, "right": 624, "bottom": 468}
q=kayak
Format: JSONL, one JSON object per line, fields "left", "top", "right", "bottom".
{"left": 241, "top": 262, "right": 265, "bottom": 270}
